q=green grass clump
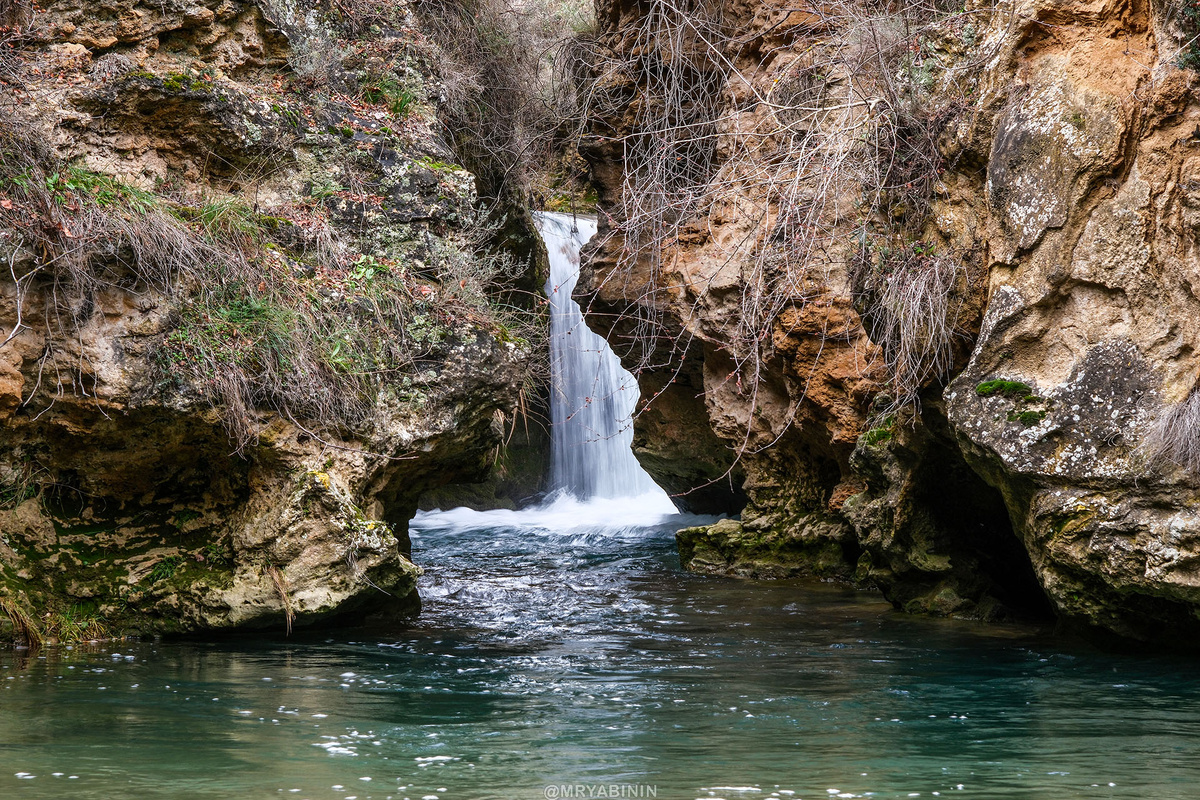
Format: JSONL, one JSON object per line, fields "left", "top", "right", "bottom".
{"left": 0, "top": 472, "right": 38, "bottom": 509}
{"left": 167, "top": 293, "right": 296, "bottom": 372}
{"left": 860, "top": 427, "right": 893, "bottom": 446}
{"left": 202, "top": 542, "right": 232, "bottom": 567}
{"left": 179, "top": 199, "right": 275, "bottom": 246}
{"left": 45, "top": 603, "right": 109, "bottom": 642}
{"left": 147, "top": 555, "right": 185, "bottom": 584}
{"left": 857, "top": 413, "right": 896, "bottom": 448}
{"left": 976, "top": 379, "right": 1033, "bottom": 398}
{"left": 362, "top": 76, "right": 417, "bottom": 117}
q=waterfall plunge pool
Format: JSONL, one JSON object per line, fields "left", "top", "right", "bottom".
{"left": 5, "top": 214, "right": 1200, "bottom": 799}
{"left": 4, "top": 514, "right": 1200, "bottom": 799}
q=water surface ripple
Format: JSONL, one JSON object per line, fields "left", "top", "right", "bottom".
{"left": 4, "top": 499, "right": 1200, "bottom": 799}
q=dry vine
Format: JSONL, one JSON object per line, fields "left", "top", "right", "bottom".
{"left": 578, "top": 0, "right": 1008, "bottom": 430}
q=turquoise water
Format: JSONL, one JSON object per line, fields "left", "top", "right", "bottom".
{"left": 4, "top": 499, "right": 1200, "bottom": 800}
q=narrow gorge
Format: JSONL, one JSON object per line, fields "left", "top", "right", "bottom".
{"left": 5, "top": 0, "right": 1200, "bottom": 796}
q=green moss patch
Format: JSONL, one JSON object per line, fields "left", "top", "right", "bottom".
{"left": 976, "top": 379, "right": 1033, "bottom": 398}
{"left": 1007, "top": 409, "right": 1047, "bottom": 425}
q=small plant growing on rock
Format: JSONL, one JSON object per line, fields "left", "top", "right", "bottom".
{"left": 1170, "top": 0, "right": 1200, "bottom": 70}
{"left": 45, "top": 603, "right": 108, "bottom": 643}
{"left": 0, "top": 458, "right": 41, "bottom": 509}
{"left": 1141, "top": 388, "right": 1200, "bottom": 473}
{"left": 202, "top": 542, "right": 232, "bottom": 567}
{"left": 147, "top": 555, "right": 185, "bottom": 584}
{"left": 361, "top": 75, "right": 417, "bottom": 117}
{"left": 859, "top": 426, "right": 894, "bottom": 447}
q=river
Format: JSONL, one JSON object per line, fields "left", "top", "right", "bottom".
{"left": 4, "top": 503, "right": 1200, "bottom": 799}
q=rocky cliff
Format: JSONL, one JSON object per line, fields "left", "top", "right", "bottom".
{"left": 580, "top": 0, "right": 1200, "bottom": 645}
{"left": 0, "top": 0, "right": 540, "bottom": 640}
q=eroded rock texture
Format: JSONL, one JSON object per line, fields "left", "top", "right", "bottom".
{"left": 582, "top": 0, "right": 1200, "bottom": 643}
{"left": 0, "top": 0, "right": 532, "bottom": 637}
{"left": 943, "top": 0, "right": 1200, "bottom": 642}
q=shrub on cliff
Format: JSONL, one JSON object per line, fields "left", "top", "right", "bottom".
{"left": 0, "top": 123, "right": 537, "bottom": 450}
{"left": 413, "top": 0, "right": 595, "bottom": 200}
{"left": 582, "top": 0, "right": 988, "bottom": 410}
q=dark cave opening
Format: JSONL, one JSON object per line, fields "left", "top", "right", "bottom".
{"left": 916, "top": 431, "right": 1055, "bottom": 621}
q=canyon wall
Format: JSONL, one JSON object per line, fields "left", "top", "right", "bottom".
{"left": 580, "top": 0, "right": 1200, "bottom": 643}
{"left": 0, "top": 0, "right": 538, "bottom": 639}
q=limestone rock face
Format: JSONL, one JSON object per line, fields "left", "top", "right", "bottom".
{"left": 582, "top": 0, "right": 1200, "bottom": 643}
{"left": 943, "top": 0, "right": 1200, "bottom": 642}
{"left": 0, "top": 0, "right": 530, "bottom": 637}
{"left": 36, "top": 0, "right": 283, "bottom": 63}
{"left": 580, "top": 0, "right": 1016, "bottom": 616}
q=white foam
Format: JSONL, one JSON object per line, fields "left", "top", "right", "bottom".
{"left": 414, "top": 491, "right": 680, "bottom": 536}
{"left": 707, "top": 789, "right": 760, "bottom": 793}
{"left": 314, "top": 742, "right": 357, "bottom": 756}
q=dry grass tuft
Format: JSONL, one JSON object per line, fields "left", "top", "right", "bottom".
{"left": 267, "top": 565, "right": 295, "bottom": 635}
{"left": 853, "top": 242, "right": 965, "bottom": 409}
{"left": 1142, "top": 389, "right": 1200, "bottom": 474}
{"left": 0, "top": 596, "right": 42, "bottom": 649}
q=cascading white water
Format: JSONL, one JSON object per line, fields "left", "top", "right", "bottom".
{"left": 534, "top": 211, "right": 674, "bottom": 511}
{"left": 414, "top": 212, "right": 676, "bottom": 529}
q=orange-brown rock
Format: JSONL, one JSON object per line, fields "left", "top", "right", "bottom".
{"left": 580, "top": 0, "right": 1200, "bottom": 637}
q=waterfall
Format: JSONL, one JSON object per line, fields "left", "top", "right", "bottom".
{"left": 534, "top": 212, "right": 673, "bottom": 508}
